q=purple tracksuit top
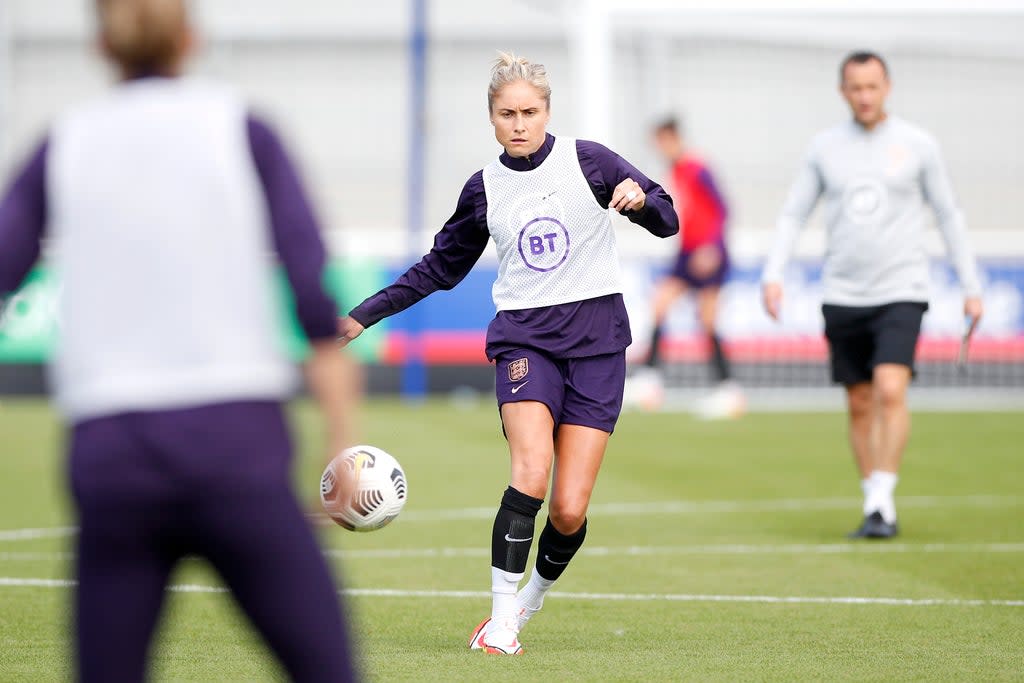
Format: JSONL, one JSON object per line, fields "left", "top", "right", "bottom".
{"left": 350, "top": 133, "right": 679, "bottom": 360}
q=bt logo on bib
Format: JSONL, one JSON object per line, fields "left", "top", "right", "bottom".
{"left": 518, "top": 216, "right": 570, "bottom": 272}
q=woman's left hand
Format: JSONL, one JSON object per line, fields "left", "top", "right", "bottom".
{"left": 610, "top": 178, "right": 646, "bottom": 213}
{"left": 337, "top": 316, "right": 365, "bottom": 347}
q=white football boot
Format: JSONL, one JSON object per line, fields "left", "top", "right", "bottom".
{"left": 469, "top": 617, "right": 523, "bottom": 655}
{"left": 693, "top": 380, "right": 746, "bottom": 420}
{"left": 623, "top": 367, "right": 665, "bottom": 411}
{"left": 469, "top": 593, "right": 541, "bottom": 652}
{"left": 468, "top": 617, "right": 490, "bottom": 650}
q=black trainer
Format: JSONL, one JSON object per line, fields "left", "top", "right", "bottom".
{"left": 847, "top": 511, "right": 899, "bottom": 540}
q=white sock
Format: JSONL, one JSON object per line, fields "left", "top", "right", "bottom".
{"left": 860, "top": 477, "right": 873, "bottom": 515}
{"left": 866, "top": 470, "right": 898, "bottom": 524}
{"left": 490, "top": 567, "right": 523, "bottom": 628}
{"left": 517, "top": 569, "right": 556, "bottom": 616}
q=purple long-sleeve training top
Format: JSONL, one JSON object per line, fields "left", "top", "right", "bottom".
{"left": 350, "top": 132, "right": 679, "bottom": 360}
{"left": 0, "top": 115, "right": 338, "bottom": 341}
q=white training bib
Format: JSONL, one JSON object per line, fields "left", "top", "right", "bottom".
{"left": 482, "top": 136, "right": 622, "bottom": 311}
{"left": 47, "top": 78, "right": 297, "bottom": 420}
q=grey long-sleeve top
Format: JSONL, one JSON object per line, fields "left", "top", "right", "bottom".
{"left": 763, "top": 116, "right": 982, "bottom": 306}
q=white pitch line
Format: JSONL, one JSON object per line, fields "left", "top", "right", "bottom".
{"left": 1, "top": 577, "right": 1020, "bottom": 607}
{"left": 0, "top": 577, "right": 75, "bottom": 588}
{"left": 0, "top": 526, "right": 76, "bottom": 542}
{"left": 0, "top": 552, "right": 74, "bottom": 561}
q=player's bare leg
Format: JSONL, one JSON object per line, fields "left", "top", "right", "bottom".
{"left": 695, "top": 286, "right": 720, "bottom": 339}
{"left": 694, "top": 286, "right": 744, "bottom": 419}
{"left": 629, "top": 277, "right": 685, "bottom": 409}
{"left": 846, "top": 381, "right": 881, "bottom": 538}
{"left": 647, "top": 276, "right": 686, "bottom": 367}
{"left": 652, "top": 277, "right": 687, "bottom": 333}
{"left": 503, "top": 400, "right": 555, "bottom": 499}
{"left": 549, "top": 424, "right": 609, "bottom": 534}
{"left": 474, "top": 401, "right": 554, "bottom": 654}
{"left": 871, "top": 363, "right": 911, "bottom": 474}
{"left": 845, "top": 382, "right": 875, "bottom": 481}
{"left": 699, "top": 287, "right": 729, "bottom": 375}
{"left": 863, "top": 363, "right": 911, "bottom": 530}
{"left": 846, "top": 368, "right": 906, "bottom": 539}
{"left": 516, "top": 424, "right": 609, "bottom": 631}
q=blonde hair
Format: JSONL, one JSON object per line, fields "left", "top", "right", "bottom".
{"left": 96, "top": 0, "right": 189, "bottom": 74}
{"left": 487, "top": 51, "right": 551, "bottom": 113}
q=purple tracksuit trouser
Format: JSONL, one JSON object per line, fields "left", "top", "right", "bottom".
{"left": 68, "top": 400, "right": 357, "bottom": 682}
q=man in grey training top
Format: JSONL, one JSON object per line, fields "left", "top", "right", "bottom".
{"left": 761, "top": 51, "right": 984, "bottom": 539}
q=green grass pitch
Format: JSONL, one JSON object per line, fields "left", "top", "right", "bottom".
{"left": 1, "top": 397, "right": 1022, "bottom": 681}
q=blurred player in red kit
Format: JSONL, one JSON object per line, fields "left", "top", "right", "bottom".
{"left": 630, "top": 117, "right": 744, "bottom": 418}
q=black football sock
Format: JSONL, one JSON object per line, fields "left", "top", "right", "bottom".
{"left": 534, "top": 517, "right": 588, "bottom": 581}
{"left": 489, "top": 487, "right": 543, "bottom": 627}
{"left": 709, "top": 333, "right": 731, "bottom": 382}
{"left": 490, "top": 486, "right": 543, "bottom": 574}
{"left": 647, "top": 325, "right": 664, "bottom": 368}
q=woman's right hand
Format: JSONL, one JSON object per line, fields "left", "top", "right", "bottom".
{"left": 762, "top": 282, "right": 783, "bottom": 321}
{"left": 337, "top": 316, "right": 365, "bottom": 347}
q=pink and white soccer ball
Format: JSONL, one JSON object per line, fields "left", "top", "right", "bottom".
{"left": 320, "top": 445, "right": 408, "bottom": 532}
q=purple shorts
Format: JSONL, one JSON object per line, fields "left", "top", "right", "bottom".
{"left": 494, "top": 349, "right": 626, "bottom": 433}
{"left": 670, "top": 244, "right": 730, "bottom": 289}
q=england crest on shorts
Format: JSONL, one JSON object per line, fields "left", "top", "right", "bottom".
{"left": 508, "top": 358, "right": 529, "bottom": 382}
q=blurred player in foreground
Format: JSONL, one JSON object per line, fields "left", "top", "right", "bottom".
{"left": 338, "top": 52, "right": 677, "bottom": 654}
{"left": 628, "top": 117, "right": 744, "bottom": 418}
{"left": 0, "top": 1, "right": 357, "bottom": 680}
{"left": 762, "top": 51, "right": 983, "bottom": 539}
